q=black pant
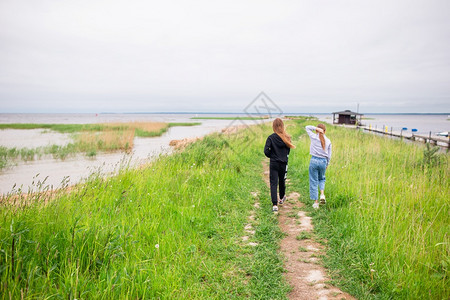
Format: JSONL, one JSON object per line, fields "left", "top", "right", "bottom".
{"left": 269, "top": 161, "right": 287, "bottom": 206}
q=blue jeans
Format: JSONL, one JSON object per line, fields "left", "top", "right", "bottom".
{"left": 309, "top": 156, "right": 327, "bottom": 200}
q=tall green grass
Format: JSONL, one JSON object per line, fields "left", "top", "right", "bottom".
{"left": 3, "top": 117, "right": 446, "bottom": 299}
{"left": 0, "top": 124, "right": 289, "bottom": 299}
{"left": 288, "top": 119, "right": 449, "bottom": 299}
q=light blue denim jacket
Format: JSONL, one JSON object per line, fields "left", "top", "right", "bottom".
{"left": 305, "top": 125, "right": 332, "bottom": 166}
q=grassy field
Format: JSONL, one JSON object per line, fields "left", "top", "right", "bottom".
{"left": 0, "top": 118, "right": 448, "bottom": 299}
{"left": 0, "top": 123, "right": 289, "bottom": 299}
{"left": 287, "top": 119, "right": 449, "bottom": 299}
{"left": 0, "top": 122, "right": 201, "bottom": 169}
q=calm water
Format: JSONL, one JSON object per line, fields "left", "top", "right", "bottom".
{"left": 314, "top": 113, "right": 449, "bottom": 134}
{"left": 0, "top": 113, "right": 222, "bottom": 125}
{"left": 0, "top": 113, "right": 448, "bottom": 194}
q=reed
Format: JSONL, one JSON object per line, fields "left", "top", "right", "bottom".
{"left": 97, "top": 122, "right": 169, "bottom": 138}
{"left": 288, "top": 119, "right": 449, "bottom": 299}
{"left": 0, "top": 146, "right": 42, "bottom": 168}
{"left": 75, "top": 128, "right": 135, "bottom": 152}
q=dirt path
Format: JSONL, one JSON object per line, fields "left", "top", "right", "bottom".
{"left": 263, "top": 161, "right": 355, "bottom": 300}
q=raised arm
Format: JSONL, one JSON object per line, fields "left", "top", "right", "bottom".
{"left": 305, "top": 125, "right": 317, "bottom": 139}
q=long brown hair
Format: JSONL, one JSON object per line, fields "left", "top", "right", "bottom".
{"left": 317, "top": 123, "right": 326, "bottom": 150}
{"left": 273, "top": 118, "right": 295, "bottom": 149}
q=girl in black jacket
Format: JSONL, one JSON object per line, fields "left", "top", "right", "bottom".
{"left": 264, "top": 118, "right": 295, "bottom": 212}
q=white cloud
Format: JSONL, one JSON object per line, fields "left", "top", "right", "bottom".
{"left": 0, "top": 0, "right": 449, "bottom": 113}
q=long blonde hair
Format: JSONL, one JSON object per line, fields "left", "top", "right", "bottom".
{"left": 273, "top": 118, "right": 295, "bottom": 149}
{"left": 317, "top": 123, "right": 326, "bottom": 150}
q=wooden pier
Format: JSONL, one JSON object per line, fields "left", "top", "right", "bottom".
{"left": 358, "top": 126, "right": 450, "bottom": 149}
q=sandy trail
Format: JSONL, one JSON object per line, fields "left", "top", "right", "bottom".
{"left": 263, "top": 160, "right": 355, "bottom": 300}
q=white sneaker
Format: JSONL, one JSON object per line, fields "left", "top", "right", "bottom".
{"left": 312, "top": 202, "right": 319, "bottom": 209}
{"left": 278, "top": 196, "right": 286, "bottom": 205}
{"left": 272, "top": 205, "right": 278, "bottom": 212}
{"left": 320, "top": 194, "right": 326, "bottom": 205}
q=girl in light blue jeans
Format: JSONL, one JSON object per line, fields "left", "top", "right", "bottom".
{"left": 306, "top": 124, "right": 332, "bottom": 209}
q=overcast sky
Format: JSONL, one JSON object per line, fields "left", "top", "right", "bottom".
{"left": 0, "top": 0, "right": 449, "bottom": 113}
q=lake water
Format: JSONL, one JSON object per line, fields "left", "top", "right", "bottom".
{"left": 313, "top": 113, "right": 449, "bottom": 135}
{"left": 0, "top": 113, "right": 448, "bottom": 194}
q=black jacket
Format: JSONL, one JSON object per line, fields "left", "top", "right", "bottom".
{"left": 264, "top": 133, "right": 290, "bottom": 163}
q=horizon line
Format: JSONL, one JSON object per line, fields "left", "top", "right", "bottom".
{"left": 0, "top": 112, "right": 448, "bottom": 115}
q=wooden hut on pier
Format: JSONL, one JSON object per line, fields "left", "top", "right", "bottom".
{"left": 332, "top": 110, "right": 363, "bottom": 125}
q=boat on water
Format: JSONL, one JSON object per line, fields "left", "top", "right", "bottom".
{"left": 436, "top": 131, "right": 448, "bottom": 137}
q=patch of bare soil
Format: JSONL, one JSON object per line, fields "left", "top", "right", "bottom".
{"left": 221, "top": 125, "right": 248, "bottom": 134}
{"left": 0, "top": 184, "right": 73, "bottom": 206}
{"left": 169, "top": 137, "right": 201, "bottom": 150}
{"left": 263, "top": 160, "right": 354, "bottom": 300}
{"left": 241, "top": 191, "right": 260, "bottom": 247}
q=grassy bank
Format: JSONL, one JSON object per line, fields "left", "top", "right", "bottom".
{"left": 287, "top": 119, "right": 449, "bottom": 299}
{"left": 0, "top": 122, "right": 201, "bottom": 169}
{"left": 0, "top": 124, "right": 289, "bottom": 299}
